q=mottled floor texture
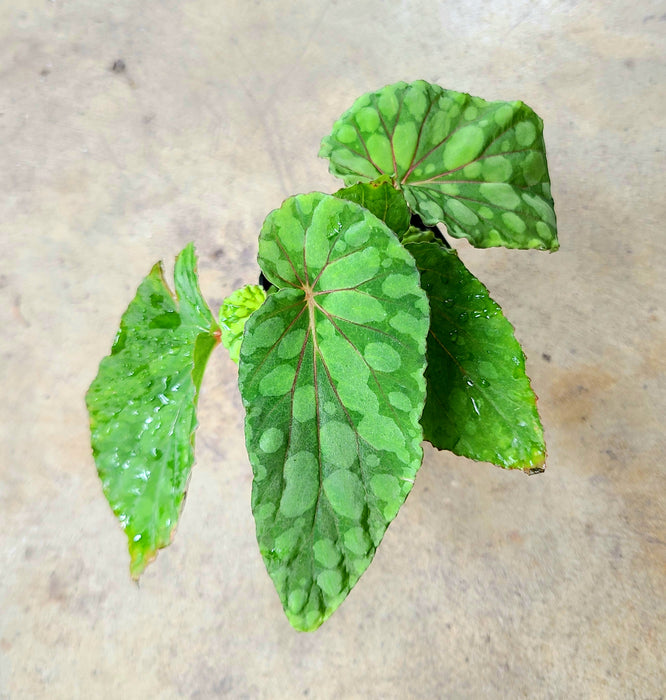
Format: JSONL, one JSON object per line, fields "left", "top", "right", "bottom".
{"left": 1, "top": 1, "right": 664, "bottom": 698}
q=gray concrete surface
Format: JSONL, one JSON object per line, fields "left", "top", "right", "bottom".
{"left": 1, "top": 1, "right": 664, "bottom": 698}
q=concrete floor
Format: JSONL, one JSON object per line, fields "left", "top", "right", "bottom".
{"left": 1, "top": 1, "right": 664, "bottom": 697}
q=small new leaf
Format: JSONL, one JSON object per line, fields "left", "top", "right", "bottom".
{"left": 86, "top": 244, "right": 219, "bottom": 578}
{"left": 333, "top": 179, "right": 411, "bottom": 238}
{"left": 238, "top": 193, "right": 429, "bottom": 631}
{"left": 320, "top": 80, "right": 558, "bottom": 251}
{"left": 219, "top": 284, "right": 267, "bottom": 363}
{"left": 406, "top": 241, "right": 546, "bottom": 472}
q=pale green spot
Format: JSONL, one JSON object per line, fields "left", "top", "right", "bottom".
{"left": 259, "top": 239, "right": 280, "bottom": 265}
{"left": 317, "top": 569, "right": 343, "bottom": 598}
{"left": 280, "top": 451, "right": 319, "bottom": 518}
{"left": 442, "top": 126, "right": 485, "bottom": 171}
{"left": 300, "top": 226, "right": 331, "bottom": 275}
{"left": 404, "top": 86, "right": 427, "bottom": 117}
{"left": 324, "top": 470, "right": 365, "bottom": 520}
{"left": 486, "top": 229, "right": 503, "bottom": 245}
{"left": 381, "top": 274, "right": 417, "bottom": 300}
{"left": 321, "top": 421, "right": 357, "bottom": 470}
{"left": 523, "top": 151, "right": 546, "bottom": 186}
{"left": 478, "top": 206, "right": 495, "bottom": 219}
{"left": 320, "top": 290, "right": 386, "bottom": 324}
{"left": 389, "top": 391, "right": 411, "bottom": 411}
{"left": 370, "top": 473, "right": 400, "bottom": 502}
{"left": 274, "top": 526, "right": 300, "bottom": 557}
{"left": 335, "top": 124, "right": 357, "bottom": 145}
{"left": 253, "top": 462, "right": 267, "bottom": 482}
{"left": 259, "top": 364, "right": 296, "bottom": 397}
{"left": 366, "top": 133, "right": 393, "bottom": 172}
{"left": 318, "top": 247, "right": 379, "bottom": 290}
{"left": 383, "top": 501, "right": 401, "bottom": 520}
{"left": 356, "top": 107, "right": 380, "bottom": 132}
{"left": 278, "top": 329, "right": 306, "bottom": 360}
{"left": 515, "top": 120, "right": 536, "bottom": 147}
{"left": 344, "top": 221, "right": 370, "bottom": 247}
{"left": 389, "top": 311, "right": 428, "bottom": 343}
{"left": 464, "top": 106, "right": 478, "bottom": 120}
{"left": 386, "top": 240, "right": 412, "bottom": 261}
{"left": 462, "top": 161, "right": 482, "bottom": 179}
{"left": 254, "top": 502, "right": 275, "bottom": 522}
{"left": 482, "top": 156, "right": 513, "bottom": 182}
{"left": 251, "top": 317, "right": 285, "bottom": 349}
{"left": 293, "top": 384, "right": 315, "bottom": 423}
{"left": 522, "top": 193, "right": 556, "bottom": 227}
{"left": 364, "top": 342, "right": 401, "bottom": 372}
{"left": 439, "top": 183, "right": 460, "bottom": 197}
{"left": 479, "top": 183, "right": 521, "bottom": 210}
{"left": 393, "top": 122, "right": 418, "bottom": 171}
{"left": 313, "top": 538, "right": 341, "bottom": 568}
{"left": 344, "top": 527, "right": 372, "bottom": 556}
{"left": 358, "top": 413, "right": 405, "bottom": 456}
{"left": 350, "top": 555, "right": 372, "bottom": 576}
{"left": 337, "top": 378, "right": 379, "bottom": 415}
{"left": 288, "top": 589, "right": 307, "bottom": 614}
{"left": 446, "top": 199, "right": 479, "bottom": 227}
{"left": 323, "top": 401, "right": 337, "bottom": 416}
{"left": 259, "top": 427, "right": 284, "bottom": 454}
{"left": 318, "top": 334, "right": 370, "bottom": 384}
{"left": 303, "top": 608, "right": 322, "bottom": 630}
{"left": 378, "top": 89, "right": 399, "bottom": 118}
{"left": 536, "top": 221, "right": 553, "bottom": 241}
{"left": 501, "top": 212, "right": 527, "bottom": 235}
{"left": 413, "top": 197, "right": 443, "bottom": 222}
{"left": 494, "top": 104, "right": 514, "bottom": 128}
{"left": 276, "top": 259, "right": 296, "bottom": 283}
{"left": 332, "top": 150, "right": 380, "bottom": 180}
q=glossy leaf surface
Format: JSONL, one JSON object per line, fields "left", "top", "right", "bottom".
{"left": 334, "top": 178, "right": 411, "bottom": 238}
{"left": 406, "top": 241, "right": 545, "bottom": 472}
{"left": 238, "top": 193, "right": 429, "bottom": 631}
{"left": 219, "top": 284, "right": 267, "bottom": 363}
{"left": 320, "top": 80, "right": 558, "bottom": 251}
{"left": 86, "top": 244, "right": 219, "bottom": 578}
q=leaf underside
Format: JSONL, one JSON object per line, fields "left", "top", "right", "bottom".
{"left": 86, "top": 244, "right": 219, "bottom": 579}
{"left": 320, "top": 80, "right": 558, "bottom": 251}
{"left": 238, "top": 192, "right": 429, "bottom": 631}
{"left": 406, "top": 241, "right": 545, "bottom": 472}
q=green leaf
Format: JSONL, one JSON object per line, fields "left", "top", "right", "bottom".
{"left": 333, "top": 178, "right": 411, "bottom": 238}
{"left": 219, "top": 284, "right": 267, "bottom": 363}
{"left": 405, "top": 241, "right": 545, "bottom": 472}
{"left": 86, "top": 244, "right": 220, "bottom": 579}
{"left": 238, "top": 192, "right": 429, "bottom": 631}
{"left": 320, "top": 80, "right": 558, "bottom": 251}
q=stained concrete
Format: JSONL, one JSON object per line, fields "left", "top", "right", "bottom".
{"left": 1, "top": 1, "right": 664, "bottom": 697}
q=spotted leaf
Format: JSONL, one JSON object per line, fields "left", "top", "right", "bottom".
{"left": 86, "top": 244, "right": 220, "bottom": 579}
{"left": 238, "top": 193, "right": 429, "bottom": 631}
{"left": 320, "top": 80, "right": 558, "bottom": 251}
{"left": 406, "top": 241, "right": 545, "bottom": 472}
